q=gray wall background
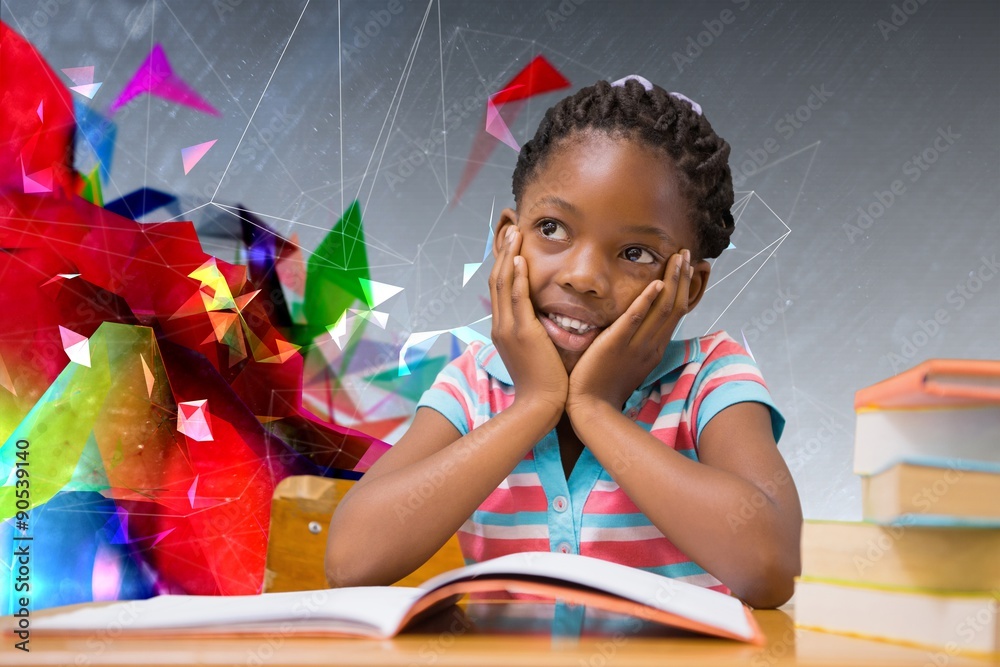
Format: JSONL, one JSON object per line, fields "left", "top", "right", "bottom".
{"left": 3, "top": 0, "right": 997, "bottom": 521}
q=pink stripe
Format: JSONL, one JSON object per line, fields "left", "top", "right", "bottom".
{"left": 479, "top": 484, "right": 549, "bottom": 513}
{"left": 583, "top": 490, "right": 641, "bottom": 514}
{"left": 458, "top": 534, "right": 550, "bottom": 561}
{"left": 581, "top": 537, "right": 690, "bottom": 568}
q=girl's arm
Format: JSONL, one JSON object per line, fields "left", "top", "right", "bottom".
{"left": 564, "top": 250, "right": 800, "bottom": 608}
{"left": 568, "top": 398, "right": 801, "bottom": 609}
{"left": 325, "top": 400, "right": 559, "bottom": 588}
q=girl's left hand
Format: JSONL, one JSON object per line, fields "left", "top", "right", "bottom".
{"left": 566, "top": 250, "right": 693, "bottom": 418}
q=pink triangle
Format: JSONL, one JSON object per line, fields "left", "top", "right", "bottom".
{"left": 486, "top": 96, "right": 520, "bottom": 151}
{"left": 22, "top": 168, "right": 53, "bottom": 194}
{"left": 110, "top": 44, "right": 219, "bottom": 116}
{"left": 70, "top": 82, "right": 103, "bottom": 99}
{"left": 62, "top": 65, "right": 95, "bottom": 86}
{"left": 36, "top": 101, "right": 44, "bottom": 122}
{"left": 181, "top": 139, "right": 217, "bottom": 174}
{"left": 58, "top": 326, "right": 88, "bottom": 349}
{"left": 187, "top": 474, "right": 199, "bottom": 508}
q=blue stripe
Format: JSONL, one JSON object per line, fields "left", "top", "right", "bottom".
{"left": 471, "top": 510, "right": 548, "bottom": 526}
{"left": 640, "top": 561, "right": 710, "bottom": 579}
{"left": 581, "top": 513, "right": 654, "bottom": 528}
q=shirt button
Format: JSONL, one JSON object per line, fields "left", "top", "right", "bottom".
{"left": 556, "top": 542, "right": 573, "bottom": 554}
{"left": 552, "top": 495, "right": 568, "bottom": 512}
{"left": 626, "top": 407, "right": 638, "bottom": 419}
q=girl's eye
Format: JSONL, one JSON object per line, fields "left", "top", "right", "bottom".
{"left": 622, "top": 247, "right": 656, "bottom": 264}
{"left": 538, "top": 219, "right": 568, "bottom": 240}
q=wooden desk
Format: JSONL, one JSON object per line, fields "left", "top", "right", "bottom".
{"left": 4, "top": 601, "right": 996, "bottom": 666}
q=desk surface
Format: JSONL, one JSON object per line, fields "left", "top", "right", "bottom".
{"left": 4, "top": 600, "right": 996, "bottom": 666}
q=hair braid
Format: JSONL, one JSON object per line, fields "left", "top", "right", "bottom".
{"left": 511, "top": 78, "right": 735, "bottom": 259}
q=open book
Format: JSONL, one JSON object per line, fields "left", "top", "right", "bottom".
{"left": 31, "top": 551, "right": 763, "bottom": 644}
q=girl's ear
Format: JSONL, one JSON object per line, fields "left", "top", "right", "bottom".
{"left": 685, "top": 259, "right": 712, "bottom": 311}
{"left": 492, "top": 208, "right": 518, "bottom": 260}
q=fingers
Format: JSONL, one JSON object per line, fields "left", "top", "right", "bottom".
{"left": 600, "top": 278, "right": 664, "bottom": 345}
{"left": 490, "top": 226, "right": 521, "bottom": 331}
{"left": 634, "top": 249, "right": 692, "bottom": 343}
{"left": 510, "top": 255, "right": 536, "bottom": 326}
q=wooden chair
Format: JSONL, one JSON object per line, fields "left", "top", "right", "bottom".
{"left": 264, "top": 475, "right": 465, "bottom": 592}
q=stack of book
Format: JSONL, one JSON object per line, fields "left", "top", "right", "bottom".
{"left": 795, "top": 359, "right": 1000, "bottom": 657}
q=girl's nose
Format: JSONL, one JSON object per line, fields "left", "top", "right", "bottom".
{"left": 556, "top": 244, "right": 610, "bottom": 296}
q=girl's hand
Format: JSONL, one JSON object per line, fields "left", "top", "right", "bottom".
{"left": 567, "top": 249, "right": 693, "bottom": 418}
{"left": 490, "top": 226, "right": 568, "bottom": 416}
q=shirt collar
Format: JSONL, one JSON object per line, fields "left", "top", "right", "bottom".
{"left": 476, "top": 336, "right": 701, "bottom": 390}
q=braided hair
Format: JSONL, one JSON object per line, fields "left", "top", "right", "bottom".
{"left": 511, "top": 78, "right": 735, "bottom": 260}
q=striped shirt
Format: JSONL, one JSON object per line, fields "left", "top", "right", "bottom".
{"left": 416, "top": 330, "right": 784, "bottom": 593}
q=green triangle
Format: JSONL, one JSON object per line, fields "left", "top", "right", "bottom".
{"left": 79, "top": 166, "right": 103, "bottom": 206}
{"left": 303, "top": 200, "right": 371, "bottom": 341}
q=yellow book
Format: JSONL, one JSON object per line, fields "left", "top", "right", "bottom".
{"left": 801, "top": 519, "right": 1000, "bottom": 591}
{"left": 863, "top": 462, "right": 1000, "bottom": 524}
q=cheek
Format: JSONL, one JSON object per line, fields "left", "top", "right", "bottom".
{"left": 610, "top": 277, "right": 655, "bottom": 315}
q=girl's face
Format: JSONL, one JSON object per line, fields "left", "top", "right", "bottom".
{"left": 496, "top": 131, "right": 710, "bottom": 373}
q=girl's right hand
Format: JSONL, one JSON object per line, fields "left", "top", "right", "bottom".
{"left": 490, "top": 225, "right": 568, "bottom": 417}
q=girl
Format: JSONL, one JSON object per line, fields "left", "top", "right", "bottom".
{"left": 326, "top": 76, "right": 802, "bottom": 609}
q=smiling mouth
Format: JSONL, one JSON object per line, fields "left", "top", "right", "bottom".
{"left": 543, "top": 311, "right": 599, "bottom": 335}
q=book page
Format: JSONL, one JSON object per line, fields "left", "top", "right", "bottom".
{"left": 419, "top": 551, "right": 754, "bottom": 640}
{"left": 32, "top": 586, "right": 428, "bottom": 638}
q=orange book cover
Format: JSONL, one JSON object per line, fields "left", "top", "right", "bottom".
{"left": 855, "top": 359, "right": 1000, "bottom": 410}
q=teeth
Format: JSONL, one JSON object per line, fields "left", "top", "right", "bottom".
{"left": 547, "top": 312, "right": 595, "bottom": 334}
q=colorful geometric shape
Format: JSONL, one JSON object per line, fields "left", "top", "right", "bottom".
{"left": 58, "top": 325, "right": 91, "bottom": 367}
{"left": 177, "top": 399, "right": 213, "bottom": 442}
{"left": 463, "top": 262, "right": 482, "bottom": 286}
{"left": 0, "top": 351, "right": 14, "bottom": 396}
{"left": 397, "top": 315, "right": 492, "bottom": 376}
{"left": 181, "top": 139, "right": 217, "bottom": 175}
{"left": 73, "top": 100, "right": 116, "bottom": 183}
{"left": 357, "top": 278, "right": 403, "bottom": 309}
{"left": 70, "top": 83, "right": 103, "bottom": 99}
{"left": 452, "top": 55, "right": 571, "bottom": 205}
{"left": 61, "top": 65, "right": 95, "bottom": 86}
{"left": 20, "top": 163, "right": 52, "bottom": 194}
{"left": 140, "top": 354, "right": 155, "bottom": 398}
{"left": 303, "top": 200, "right": 371, "bottom": 343}
{"left": 486, "top": 87, "right": 521, "bottom": 151}
{"left": 103, "top": 188, "right": 176, "bottom": 220}
{"left": 76, "top": 165, "right": 103, "bottom": 206}
{"left": 109, "top": 44, "right": 219, "bottom": 116}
